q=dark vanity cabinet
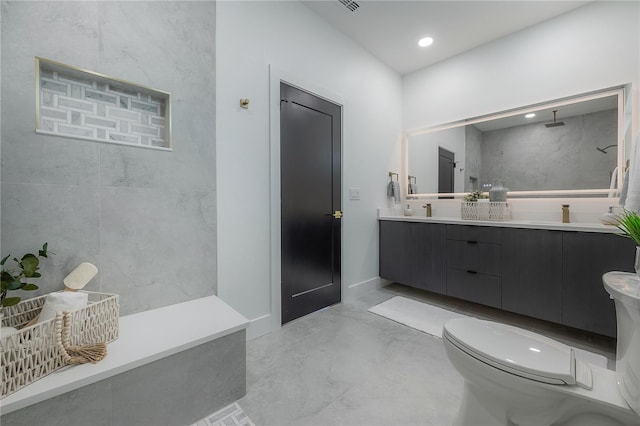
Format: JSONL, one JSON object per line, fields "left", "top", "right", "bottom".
{"left": 446, "top": 225, "right": 502, "bottom": 308}
{"left": 502, "top": 228, "right": 563, "bottom": 323}
{"left": 562, "top": 232, "right": 635, "bottom": 337}
{"left": 379, "top": 221, "right": 446, "bottom": 294}
{"left": 379, "top": 220, "right": 413, "bottom": 286}
{"left": 379, "top": 220, "right": 636, "bottom": 337}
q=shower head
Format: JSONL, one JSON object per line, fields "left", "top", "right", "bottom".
{"left": 597, "top": 144, "right": 617, "bottom": 154}
{"left": 545, "top": 110, "right": 565, "bottom": 128}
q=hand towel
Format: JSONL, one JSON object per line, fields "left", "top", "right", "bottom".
{"left": 408, "top": 182, "right": 418, "bottom": 194}
{"left": 619, "top": 168, "right": 630, "bottom": 206}
{"left": 624, "top": 133, "right": 640, "bottom": 212}
{"left": 387, "top": 180, "right": 401, "bottom": 204}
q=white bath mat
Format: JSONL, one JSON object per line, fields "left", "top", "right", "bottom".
{"left": 369, "top": 296, "right": 464, "bottom": 338}
{"left": 368, "top": 296, "right": 609, "bottom": 369}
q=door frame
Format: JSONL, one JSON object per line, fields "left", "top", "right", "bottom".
{"left": 269, "top": 65, "right": 344, "bottom": 332}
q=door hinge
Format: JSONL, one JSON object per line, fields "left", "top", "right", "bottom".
{"left": 333, "top": 210, "right": 343, "bottom": 219}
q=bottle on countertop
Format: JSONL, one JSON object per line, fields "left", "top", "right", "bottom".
{"left": 404, "top": 204, "right": 413, "bottom": 216}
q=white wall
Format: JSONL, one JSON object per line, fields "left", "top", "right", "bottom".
{"left": 403, "top": 1, "right": 640, "bottom": 139}
{"left": 216, "top": 1, "right": 402, "bottom": 338}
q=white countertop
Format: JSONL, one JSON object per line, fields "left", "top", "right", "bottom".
{"left": 1, "top": 295, "right": 249, "bottom": 414}
{"left": 378, "top": 213, "right": 621, "bottom": 234}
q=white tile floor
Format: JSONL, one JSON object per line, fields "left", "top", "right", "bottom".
{"left": 230, "top": 283, "right": 616, "bottom": 425}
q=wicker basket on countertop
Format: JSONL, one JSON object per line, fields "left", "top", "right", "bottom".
{"left": 461, "top": 201, "right": 510, "bottom": 222}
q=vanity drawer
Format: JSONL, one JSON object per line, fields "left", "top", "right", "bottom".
{"left": 447, "top": 224, "right": 502, "bottom": 244}
{"left": 446, "top": 268, "right": 501, "bottom": 308}
{"left": 446, "top": 240, "right": 501, "bottom": 276}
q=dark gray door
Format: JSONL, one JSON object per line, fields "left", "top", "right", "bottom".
{"left": 438, "top": 147, "right": 455, "bottom": 198}
{"left": 280, "top": 82, "right": 341, "bottom": 324}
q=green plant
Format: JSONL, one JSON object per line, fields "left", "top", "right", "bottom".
{"left": 1, "top": 243, "right": 51, "bottom": 307}
{"left": 615, "top": 210, "right": 640, "bottom": 246}
{"left": 463, "top": 190, "right": 487, "bottom": 202}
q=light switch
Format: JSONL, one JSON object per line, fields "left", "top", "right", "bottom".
{"left": 349, "top": 188, "right": 361, "bottom": 200}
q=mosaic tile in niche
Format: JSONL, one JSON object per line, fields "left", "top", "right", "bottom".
{"left": 131, "top": 100, "right": 158, "bottom": 114}
{"left": 86, "top": 90, "right": 117, "bottom": 104}
{"left": 37, "top": 57, "right": 171, "bottom": 149}
{"left": 42, "top": 80, "right": 67, "bottom": 93}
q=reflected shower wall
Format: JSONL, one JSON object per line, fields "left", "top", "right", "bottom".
{"left": 477, "top": 109, "right": 617, "bottom": 191}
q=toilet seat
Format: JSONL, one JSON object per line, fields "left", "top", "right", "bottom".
{"left": 443, "top": 317, "right": 593, "bottom": 389}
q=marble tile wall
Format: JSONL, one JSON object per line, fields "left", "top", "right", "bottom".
{"left": 39, "top": 63, "right": 169, "bottom": 149}
{"left": 1, "top": 1, "right": 217, "bottom": 315}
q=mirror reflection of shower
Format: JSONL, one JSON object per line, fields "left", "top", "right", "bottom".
{"left": 597, "top": 144, "right": 617, "bottom": 154}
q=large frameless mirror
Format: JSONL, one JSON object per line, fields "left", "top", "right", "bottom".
{"left": 405, "top": 88, "right": 626, "bottom": 198}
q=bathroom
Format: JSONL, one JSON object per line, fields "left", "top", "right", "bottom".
{"left": 1, "top": 0, "right": 639, "bottom": 425}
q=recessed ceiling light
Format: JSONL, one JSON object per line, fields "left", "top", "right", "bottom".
{"left": 418, "top": 37, "right": 434, "bottom": 47}
{"left": 525, "top": 113, "right": 536, "bottom": 118}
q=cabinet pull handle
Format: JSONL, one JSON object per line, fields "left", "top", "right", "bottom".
{"left": 466, "top": 270, "right": 478, "bottom": 274}
{"left": 466, "top": 240, "right": 478, "bottom": 244}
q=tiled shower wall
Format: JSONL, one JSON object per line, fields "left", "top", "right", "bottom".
{"left": 1, "top": 1, "right": 216, "bottom": 315}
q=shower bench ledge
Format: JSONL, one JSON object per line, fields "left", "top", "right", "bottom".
{"left": 1, "top": 295, "right": 249, "bottom": 415}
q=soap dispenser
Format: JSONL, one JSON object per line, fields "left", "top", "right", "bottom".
{"left": 404, "top": 204, "right": 413, "bottom": 216}
{"left": 600, "top": 206, "right": 619, "bottom": 225}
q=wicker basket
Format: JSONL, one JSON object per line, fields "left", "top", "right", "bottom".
{"left": 0, "top": 291, "right": 119, "bottom": 398}
{"left": 461, "top": 201, "right": 510, "bottom": 221}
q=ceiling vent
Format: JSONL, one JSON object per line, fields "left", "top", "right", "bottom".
{"left": 338, "top": 0, "right": 360, "bottom": 13}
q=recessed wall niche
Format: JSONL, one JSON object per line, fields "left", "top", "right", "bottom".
{"left": 36, "top": 57, "right": 171, "bottom": 150}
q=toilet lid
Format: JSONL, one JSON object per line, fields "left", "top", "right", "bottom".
{"left": 443, "top": 317, "right": 576, "bottom": 385}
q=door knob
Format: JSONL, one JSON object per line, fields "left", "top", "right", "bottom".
{"left": 333, "top": 211, "right": 343, "bottom": 219}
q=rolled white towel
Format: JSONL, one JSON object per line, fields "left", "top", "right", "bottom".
{"left": 37, "top": 291, "right": 89, "bottom": 324}
{"left": 1, "top": 327, "right": 18, "bottom": 337}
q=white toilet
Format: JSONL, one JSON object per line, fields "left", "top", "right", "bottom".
{"left": 442, "top": 271, "right": 640, "bottom": 426}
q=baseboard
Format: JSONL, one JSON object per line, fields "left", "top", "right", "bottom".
{"left": 246, "top": 313, "right": 273, "bottom": 340}
{"left": 344, "top": 276, "right": 382, "bottom": 301}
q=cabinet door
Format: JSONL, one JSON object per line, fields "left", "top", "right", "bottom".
{"left": 502, "top": 228, "right": 562, "bottom": 323}
{"left": 379, "top": 221, "right": 412, "bottom": 285}
{"left": 562, "top": 232, "right": 635, "bottom": 337}
{"left": 446, "top": 268, "right": 501, "bottom": 308}
{"left": 379, "top": 221, "right": 447, "bottom": 294}
{"left": 412, "top": 223, "right": 446, "bottom": 294}
{"left": 447, "top": 240, "right": 501, "bottom": 275}
{"left": 446, "top": 224, "right": 502, "bottom": 244}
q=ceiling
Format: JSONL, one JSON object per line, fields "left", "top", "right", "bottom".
{"left": 303, "top": 1, "right": 591, "bottom": 75}
{"left": 472, "top": 94, "right": 618, "bottom": 132}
